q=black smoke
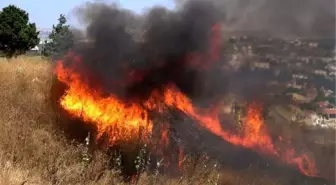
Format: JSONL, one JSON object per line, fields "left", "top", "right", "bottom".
{"left": 65, "top": 0, "right": 226, "bottom": 105}
{"left": 52, "top": 2, "right": 335, "bottom": 183}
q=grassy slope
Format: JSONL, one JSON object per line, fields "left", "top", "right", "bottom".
{"left": 0, "top": 56, "right": 282, "bottom": 185}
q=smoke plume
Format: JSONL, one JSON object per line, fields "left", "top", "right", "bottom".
{"left": 52, "top": 2, "right": 335, "bottom": 182}
{"left": 67, "top": 0, "right": 227, "bottom": 105}
{"left": 176, "top": 0, "right": 335, "bottom": 38}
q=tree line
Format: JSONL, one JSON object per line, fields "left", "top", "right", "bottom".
{"left": 0, "top": 5, "right": 73, "bottom": 59}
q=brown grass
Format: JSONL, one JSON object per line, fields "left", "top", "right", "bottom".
{"left": 0, "top": 56, "right": 282, "bottom": 185}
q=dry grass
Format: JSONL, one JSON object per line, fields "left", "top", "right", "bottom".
{"left": 0, "top": 56, "right": 282, "bottom": 185}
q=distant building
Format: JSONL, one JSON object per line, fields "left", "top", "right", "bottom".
{"left": 309, "top": 42, "right": 318, "bottom": 47}
{"left": 304, "top": 111, "right": 326, "bottom": 128}
{"left": 39, "top": 38, "right": 52, "bottom": 44}
{"left": 315, "top": 101, "right": 329, "bottom": 109}
{"left": 322, "top": 108, "right": 336, "bottom": 119}
{"left": 38, "top": 28, "right": 52, "bottom": 40}
{"left": 326, "top": 64, "right": 336, "bottom": 71}
{"left": 30, "top": 46, "right": 39, "bottom": 51}
{"left": 320, "top": 87, "right": 334, "bottom": 97}
{"left": 251, "top": 61, "right": 270, "bottom": 69}
{"left": 313, "top": 69, "right": 327, "bottom": 76}
{"left": 292, "top": 74, "right": 308, "bottom": 80}
{"left": 287, "top": 79, "right": 303, "bottom": 89}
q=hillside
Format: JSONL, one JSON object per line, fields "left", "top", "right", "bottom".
{"left": 0, "top": 56, "right": 292, "bottom": 185}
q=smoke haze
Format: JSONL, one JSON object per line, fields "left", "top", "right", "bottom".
{"left": 65, "top": 0, "right": 335, "bottom": 107}
{"left": 176, "top": 0, "right": 335, "bottom": 38}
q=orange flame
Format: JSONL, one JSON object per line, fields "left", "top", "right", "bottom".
{"left": 160, "top": 123, "right": 170, "bottom": 149}
{"left": 178, "top": 147, "right": 186, "bottom": 170}
{"left": 54, "top": 24, "right": 319, "bottom": 178}
{"left": 55, "top": 62, "right": 153, "bottom": 144}
{"left": 55, "top": 60, "right": 318, "bottom": 177}
{"left": 162, "top": 85, "right": 317, "bottom": 176}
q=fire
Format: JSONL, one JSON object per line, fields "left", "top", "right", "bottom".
{"left": 162, "top": 85, "right": 317, "bottom": 176}
{"left": 160, "top": 123, "right": 170, "bottom": 149}
{"left": 53, "top": 22, "right": 319, "bottom": 178}
{"left": 55, "top": 62, "right": 153, "bottom": 144}
{"left": 155, "top": 122, "right": 170, "bottom": 156}
{"left": 178, "top": 147, "right": 186, "bottom": 170}
{"left": 54, "top": 57, "right": 319, "bottom": 178}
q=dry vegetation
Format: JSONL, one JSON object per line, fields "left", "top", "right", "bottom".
{"left": 0, "top": 56, "right": 283, "bottom": 185}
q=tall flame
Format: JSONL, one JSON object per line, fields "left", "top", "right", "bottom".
{"left": 55, "top": 62, "right": 153, "bottom": 144}
{"left": 55, "top": 60, "right": 317, "bottom": 177}
{"left": 53, "top": 22, "right": 320, "bottom": 178}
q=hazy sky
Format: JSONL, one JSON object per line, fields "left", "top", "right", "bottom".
{"left": 0, "top": 0, "right": 175, "bottom": 29}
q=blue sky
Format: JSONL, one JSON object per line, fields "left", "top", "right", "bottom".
{"left": 0, "top": 0, "right": 175, "bottom": 29}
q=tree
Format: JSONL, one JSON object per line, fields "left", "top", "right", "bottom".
{"left": 42, "top": 14, "right": 74, "bottom": 60}
{"left": 0, "top": 5, "right": 39, "bottom": 57}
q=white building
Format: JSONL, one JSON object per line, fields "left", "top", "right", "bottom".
{"left": 305, "top": 112, "right": 336, "bottom": 130}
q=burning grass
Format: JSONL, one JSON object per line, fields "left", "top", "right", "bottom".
{"left": 53, "top": 50, "right": 326, "bottom": 178}
{"left": 0, "top": 56, "right": 292, "bottom": 185}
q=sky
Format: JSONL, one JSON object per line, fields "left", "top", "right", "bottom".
{"left": 0, "top": 0, "right": 176, "bottom": 29}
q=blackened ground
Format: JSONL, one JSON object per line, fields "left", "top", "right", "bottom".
{"left": 50, "top": 79, "right": 334, "bottom": 184}
{"left": 170, "top": 110, "right": 335, "bottom": 185}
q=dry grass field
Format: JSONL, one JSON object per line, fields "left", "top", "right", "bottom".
{"left": 0, "top": 56, "right": 297, "bottom": 185}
